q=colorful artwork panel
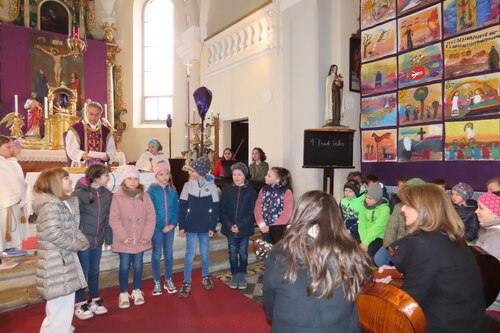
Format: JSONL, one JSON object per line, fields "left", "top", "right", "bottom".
{"left": 361, "top": 0, "right": 397, "bottom": 29}
{"left": 398, "top": 124, "right": 443, "bottom": 162}
{"left": 361, "top": 57, "right": 398, "bottom": 96}
{"left": 398, "top": 83, "right": 443, "bottom": 126}
{"left": 398, "top": 5, "right": 442, "bottom": 52}
{"left": 397, "top": 0, "right": 440, "bottom": 15}
{"left": 362, "top": 129, "right": 398, "bottom": 162}
{"left": 361, "top": 93, "right": 398, "bottom": 129}
{"left": 443, "top": 0, "right": 500, "bottom": 38}
{"left": 398, "top": 43, "right": 443, "bottom": 88}
{"left": 361, "top": 20, "right": 397, "bottom": 62}
{"left": 444, "top": 119, "right": 500, "bottom": 161}
{"left": 444, "top": 72, "right": 500, "bottom": 119}
{"left": 444, "top": 26, "right": 500, "bottom": 78}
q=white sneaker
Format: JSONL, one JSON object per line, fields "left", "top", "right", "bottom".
{"left": 118, "top": 292, "right": 130, "bottom": 309}
{"left": 131, "top": 289, "right": 145, "bottom": 305}
{"left": 74, "top": 301, "right": 94, "bottom": 320}
{"left": 89, "top": 297, "right": 108, "bottom": 314}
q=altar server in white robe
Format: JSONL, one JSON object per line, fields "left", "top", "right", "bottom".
{"left": 0, "top": 135, "right": 28, "bottom": 251}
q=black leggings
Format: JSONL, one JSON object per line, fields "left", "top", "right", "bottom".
{"left": 367, "top": 238, "right": 383, "bottom": 260}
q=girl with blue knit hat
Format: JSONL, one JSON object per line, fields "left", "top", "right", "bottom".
{"left": 177, "top": 156, "right": 219, "bottom": 298}
{"left": 136, "top": 138, "right": 169, "bottom": 171}
{"left": 451, "top": 182, "right": 479, "bottom": 242}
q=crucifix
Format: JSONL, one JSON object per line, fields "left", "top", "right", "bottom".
{"left": 417, "top": 127, "right": 426, "bottom": 141}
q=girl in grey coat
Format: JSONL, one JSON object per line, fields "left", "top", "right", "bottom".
{"left": 33, "top": 168, "right": 88, "bottom": 333}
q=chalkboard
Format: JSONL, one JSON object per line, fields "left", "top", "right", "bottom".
{"left": 303, "top": 129, "right": 355, "bottom": 168}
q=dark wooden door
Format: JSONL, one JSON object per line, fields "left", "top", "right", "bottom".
{"left": 231, "top": 120, "right": 248, "bottom": 165}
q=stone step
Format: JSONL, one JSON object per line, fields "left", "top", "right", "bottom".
{"left": 0, "top": 230, "right": 259, "bottom": 313}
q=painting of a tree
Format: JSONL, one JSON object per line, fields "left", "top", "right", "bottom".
{"left": 413, "top": 86, "right": 429, "bottom": 120}
{"left": 362, "top": 33, "right": 373, "bottom": 58}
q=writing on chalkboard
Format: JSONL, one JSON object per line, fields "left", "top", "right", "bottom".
{"left": 303, "top": 129, "right": 355, "bottom": 167}
{"left": 309, "top": 139, "right": 346, "bottom": 147}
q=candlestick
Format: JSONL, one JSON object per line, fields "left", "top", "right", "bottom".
{"left": 104, "top": 104, "right": 108, "bottom": 119}
{"left": 14, "top": 95, "right": 18, "bottom": 116}
{"left": 44, "top": 97, "right": 49, "bottom": 118}
{"left": 192, "top": 108, "right": 196, "bottom": 122}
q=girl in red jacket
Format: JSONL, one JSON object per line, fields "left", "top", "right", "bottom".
{"left": 109, "top": 166, "right": 155, "bottom": 309}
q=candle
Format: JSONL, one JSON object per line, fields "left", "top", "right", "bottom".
{"left": 14, "top": 95, "right": 18, "bottom": 116}
{"left": 74, "top": 26, "right": 79, "bottom": 39}
{"left": 104, "top": 104, "right": 108, "bottom": 119}
{"left": 44, "top": 97, "right": 48, "bottom": 118}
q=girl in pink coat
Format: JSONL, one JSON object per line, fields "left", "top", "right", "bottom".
{"left": 109, "top": 166, "right": 155, "bottom": 309}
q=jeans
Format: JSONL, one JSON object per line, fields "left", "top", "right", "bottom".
{"left": 374, "top": 246, "right": 392, "bottom": 267}
{"left": 76, "top": 247, "right": 102, "bottom": 302}
{"left": 183, "top": 232, "right": 210, "bottom": 283}
{"left": 118, "top": 252, "right": 144, "bottom": 292}
{"left": 226, "top": 234, "right": 250, "bottom": 275}
{"left": 151, "top": 229, "right": 175, "bottom": 282}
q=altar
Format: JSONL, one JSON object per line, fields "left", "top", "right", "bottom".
{"left": 24, "top": 171, "right": 155, "bottom": 216}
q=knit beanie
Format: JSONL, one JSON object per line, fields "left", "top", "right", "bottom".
{"left": 452, "top": 182, "right": 474, "bottom": 201}
{"left": 147, "top": 138, "right": 162, "bottom": 150}
{"left": 478, "top": 192, "right": 500, "bottom": 217}
{"left": 343, "top": 181, "right": 360, "bottom": 197}
{"left": 190, "top": 156, "right": 211, "bottom": 177}
{"left": 405, "top": 178, "right": 425, "bottom": 186}
{"left": 122, "top": 165, "right": 140, "bottom": 179}
{"left": 366, "top": 184, "right": 383, "bottom": 202}
{"left": 231, "top": 162, "right": 248, "bottom": 177}
{"left": 153, "top": 161, "right": 170, "bottom": 177}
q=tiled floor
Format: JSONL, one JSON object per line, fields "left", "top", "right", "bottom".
{"left": 215, "top": 260, "right": 265, "bottom": 305}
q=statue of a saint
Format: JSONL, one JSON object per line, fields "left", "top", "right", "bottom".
{"left": 324, "top": 64, "right": 344, "bottom": 127}
{"left": 24, "top": 92, "right": 43, "bottom": 137}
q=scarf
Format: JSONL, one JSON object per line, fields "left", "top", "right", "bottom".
{"left": 262, "top": 184, "right": 287, "bottom": 226}
{"left": 122, "top": 187, "right": 142, "bottom": 198}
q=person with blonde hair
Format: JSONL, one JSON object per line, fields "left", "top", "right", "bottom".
{"left": 378, "top": 184, "right": 485, "bottom": 333}
{"left": 33, "top": 168, "right": 89, "bottom": 333}
{"left": 263, "top": 190, "right": 372, "bottom": 332}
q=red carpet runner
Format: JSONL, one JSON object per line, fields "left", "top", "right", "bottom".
{"left": 0, "top": 271, "right": 271, "bottom": 333}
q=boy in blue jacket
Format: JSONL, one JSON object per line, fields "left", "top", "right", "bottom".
{"left": 178, "top": 156, "right": 220, "bottom": 298}
{"left": 220, "top": 163, "right": 257, "bottom": 289}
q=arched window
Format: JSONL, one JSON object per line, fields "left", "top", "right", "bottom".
{"left": 143, "top": 0, "right": 173, "bottom": 123}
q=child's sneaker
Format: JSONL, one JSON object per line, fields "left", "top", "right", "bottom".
{"left": 178, "top": 282, "right": 191, "bottom": 298}
{"left": 118, "top": 292, "right": 130, "bottom": 309}
{"left": 131, "top": 289, "right": 145, "bottom": 305}
{"left": 228, "top": 275, "right": 238, "bottom": 289}
{"left": 163, "top": 278, "right": 178, "bottom": 294}
{"left": 152, "top": 281, "right": 162, "bottom": 296}
{"left": 202, "top": 276, "right": 215, "bottom": 290}
{"left": 238, "top": 274, "right": 248, "bottom": 290}
{"left": 74, "top": 301, "right": 94, "bottom": 320}
{"left": 89, "top": 297, "right": 108, "bottom": 314}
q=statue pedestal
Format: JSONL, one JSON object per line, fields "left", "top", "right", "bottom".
{"left": 50, "top": 113, "right": 80, "bottom": 149}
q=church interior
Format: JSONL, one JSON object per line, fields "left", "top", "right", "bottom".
{"left": 0, "top": 0, "right": 499, "bottom": 332}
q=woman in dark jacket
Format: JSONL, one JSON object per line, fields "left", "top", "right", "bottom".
{"left": 378, "top": 184, "right": 486, "bottom": 333}
{"left": 220, "top": 163, "right": 257, "bottom": 289}
{"left": 263, "top": 191, "right": 372, "bottom": 333}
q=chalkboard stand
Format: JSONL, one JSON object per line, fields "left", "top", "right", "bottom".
{"left": 303, "top": 128, "right": 356, "bottom": 195}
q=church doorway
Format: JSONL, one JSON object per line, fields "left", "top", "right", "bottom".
{"left": 230, "top": 119, "right": 248, "bottom": 165}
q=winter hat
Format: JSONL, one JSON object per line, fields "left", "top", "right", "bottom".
{"left": 153, "top": 161, "right": 170, "bottom": 177}
{"left": 190, "top": 156, "right": 211, "bottom": 177}
{"left": 405, "top": 178, "right": 425, "bottom": 186}
{"left": 147, "top": 138, "right": 162, "bottom": 151}
{"left": 452, "top": 182, "right": 474, "bottom": 201}
{"left": 122, "top": 165, "right": 140, "bottom": 179}
{"left": 343, "top": 181, "right": 360, "bottom": 197}
{"left": 478, "top": 192, "right": 500, "bottom": 217}
{"left": 231, "top": 162, "right": 248, "bottom": 177}
{"left": 366, "top": 184, "right": 383, "bottom": 202}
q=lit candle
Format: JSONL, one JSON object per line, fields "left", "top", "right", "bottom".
{"left": 104, "top": 104, "right": 108, "bottom": 119}
{"left": 44, "top": 97, "right": 48, "bottom": 118}
{"left": 74, "top": 26, "right": 79, "bottom": 39}
{"left": 14, "top": 95, "right": 18, "bottom": 117}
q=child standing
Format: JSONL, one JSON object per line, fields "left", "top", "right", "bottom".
{"left": 220, "top": 162, "right": 258, "bottom": 289}
{"left": 340, "top": 180, "right": 364, "bottom": 242}
{"left": 451, "top": 182, "right": 479, "bottom": 242}
{"left": 109, "top": 165, "right": 155, "bottom": 308}
{"left": 72, "top": 164, "right": 113, "bottom": 319}
{"left": 254, "top": 167, "right": 294, "bottom": 244}
{"left": 33, "top": 168, "right": 89, "bottom": 333}
{"left": 358, "top": 184, "right": 390, "bottom": 260}
{"left": 147, "top": 162, "right": 179, "bottom": 296}
{"left": 178, "top": 156, "right": 220, "bottom": 298}
{"left": 0, "top": 135, "right": 28, "bottom": 252}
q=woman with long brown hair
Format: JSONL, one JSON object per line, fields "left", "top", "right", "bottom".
{"left": 378, "top": 184, "right": 485, "bottom": 333}
{"left": 263, "top": 190, "right": 371, "bottom": 332}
